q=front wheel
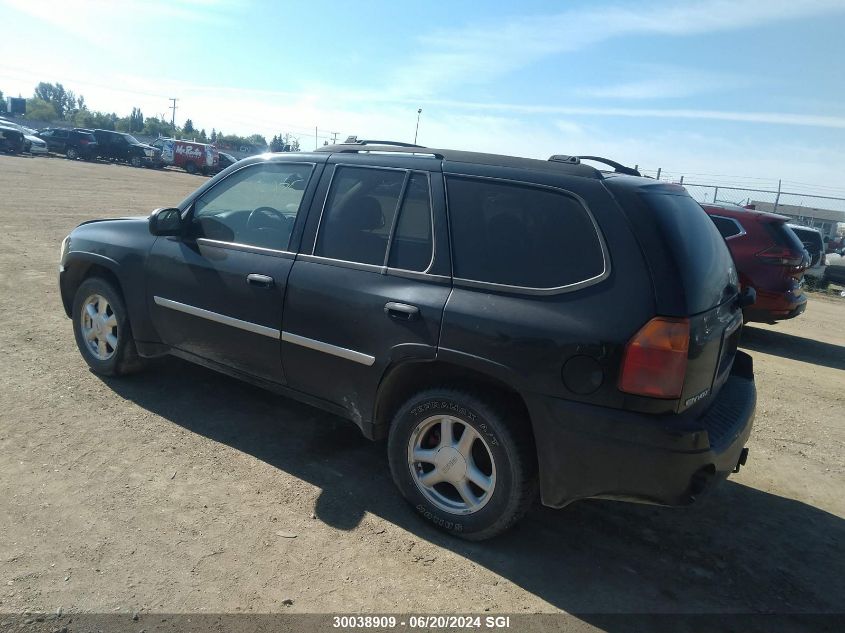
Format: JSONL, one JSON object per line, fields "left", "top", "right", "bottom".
{"left": 130, "top": 155, "right": 142, "bottom": 168}
{"left": 388, "top": 389, "right": 537, "bottom": 540}
{"left": 72, "top": 277, "right": 145, "bottom": 376}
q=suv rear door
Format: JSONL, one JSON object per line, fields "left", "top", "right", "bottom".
{"left": 280, "top": 154, "right": 451, "bottom": 429}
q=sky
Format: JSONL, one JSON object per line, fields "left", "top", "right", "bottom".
{"left": 1, "top": 0, "right": 845, "bottom": 196}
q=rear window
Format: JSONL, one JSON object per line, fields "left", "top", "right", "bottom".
{"left": 446, "top": 176, "right": 606, "bottom": 289}
{"left": 765, "top": 222, "right": 806, "bottom": 253}
{"left": 643, "top": 193, "right": 738, "bottom": 314}
{"left": 787, "top": 226, "right": 823, "bottom": 253}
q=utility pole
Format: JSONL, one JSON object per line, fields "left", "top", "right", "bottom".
{"left": 315, "top": 126, "right": 318, "bottom": 151}
{"left": 414, "top": 108, "right": 422, "bottom": 144}
{"left": 169, "top": 98, "right": 178, "bottom": 132}
{"left": 330, "top": 132, "right": 339, "bottom": 144}
{"left": 773, "top": 179, "right": 782, "bottom": 213}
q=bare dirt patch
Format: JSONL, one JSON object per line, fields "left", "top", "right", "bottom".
{"left": 0, "top": 155, "right": 842, "bottom": 625}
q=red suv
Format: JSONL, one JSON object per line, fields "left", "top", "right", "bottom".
{"left": 703, "top": 203, "right": 808, "bottom": 323}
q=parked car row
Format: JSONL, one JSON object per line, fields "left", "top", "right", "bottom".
{"left": 0, "top": 119, "right": 238, "bottom": 176}
{"left": 0, "top": 117, "right": 48, "bottom": 155}
{"left": 60, "top": 143, "right": 758, "bottom": 540}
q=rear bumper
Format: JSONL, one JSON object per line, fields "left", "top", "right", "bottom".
{"left": 743, "top": 286, "right": 806, "bottom": 323}
{"left": 526, "top": 351, "right": 756, "bottom": 509}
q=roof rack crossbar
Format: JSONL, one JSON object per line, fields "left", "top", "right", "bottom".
{"left": 343, "top": 136, "right": 426, "bottom": 149}
{"left": 317, "top": 143, "right": 445, "bottom": 159}
{"left": 572, "top": 155, "right": 641, "bottom": 177}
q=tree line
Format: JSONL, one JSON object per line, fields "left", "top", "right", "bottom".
{"left": 1, "top": 81, "right": 305, "bottom": 152}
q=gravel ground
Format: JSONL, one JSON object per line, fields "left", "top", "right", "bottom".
{"left": 0, "top": 155, "right": 843, "bottom": 627}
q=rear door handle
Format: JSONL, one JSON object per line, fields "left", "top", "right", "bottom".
{"left": 246, "top": 273, "right": 275, "bottom": 288}
{"left": 384, "top": 301, "right": 419, "bottom": 321}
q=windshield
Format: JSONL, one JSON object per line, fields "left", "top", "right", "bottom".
{"left": 122, "top": 134, "right": 140, "bottom": 144}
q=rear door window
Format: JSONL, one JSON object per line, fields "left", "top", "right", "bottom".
{"left": 445, "top": 176, "right": 606, "bottom": 289}
{"left": 387, "top": 172, "right": 434, "bottom": 272}
{"left": 314, "top": 166, "right": 405, "bottom": 266}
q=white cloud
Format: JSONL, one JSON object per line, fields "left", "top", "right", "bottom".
{"left": 390, "top": 0, "right": 845, "bottom": 96}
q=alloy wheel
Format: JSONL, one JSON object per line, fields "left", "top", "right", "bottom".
{"left": 407, "top": 415, "right": 496, "bottom": 515}
{"left": 80, "top": 294, "right": 118, "bottom": 360}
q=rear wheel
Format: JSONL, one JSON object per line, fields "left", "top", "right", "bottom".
{"left": 72, "top": 277, "right": 145, "bottom": 376}
{"left": 388, "top": 388, "right": 537, "bottom": 540}
{"left": 66, "top": 146, "right": 79, "bottom": 160}
{"left": 184, "top": 161, "right": 197, "bottom": 174}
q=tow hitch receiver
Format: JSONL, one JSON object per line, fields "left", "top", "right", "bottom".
{"left": 733, "top": 447, "right": 749, "bottom": 473}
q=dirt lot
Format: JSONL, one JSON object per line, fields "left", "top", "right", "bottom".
{"left": 0, "top": 155, "right": 843, "bottom": 626}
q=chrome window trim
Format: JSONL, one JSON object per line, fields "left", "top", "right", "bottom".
{"left": 153, "top": 296, "right": 280, "bottom": 339}
{"left": 443, "top": 173, "right": 611, "bottom": 294}
{"left": 297, "top": 253, "right": 386, "bottom": 274}
{"left": 312, "top": 164, "right": 436, "bottom": 273}
{"left": 711, "top": 215, "right": 746, "bottom": 240}
{"left": 281, "top": 332, "right": 375, "bottom": 366}
{"left": 196, "top": 237, "right": 296, "bottom": 259}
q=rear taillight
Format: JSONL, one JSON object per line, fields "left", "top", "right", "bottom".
{"left": 619, "top": 317, "right": 690, "bottom": 399}
{"left": 755, "top": 245, "right": 805, "bottom": 268}
{"left": 79, "top": 138, "right": 89, "bottom": 145}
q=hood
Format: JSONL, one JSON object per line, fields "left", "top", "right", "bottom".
{"left": 77, "top": 215, "right": 149, "bottom": 228}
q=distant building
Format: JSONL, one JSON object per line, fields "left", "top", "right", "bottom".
{"left": 751, "top": 201, "right": 845, "bottom": 240}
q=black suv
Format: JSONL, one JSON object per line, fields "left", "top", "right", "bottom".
{"left": 80, "top": 129, "right": 161, "bottom": 167}
{"left": 59, "top": 141, "right": 756, "bottom": 540}
{"left": 37, "top": 128, "right": 98, "bottom": 160}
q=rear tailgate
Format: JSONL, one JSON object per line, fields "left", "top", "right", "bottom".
{"left": 603, "top": 179, "right": 743, "bottom": 413}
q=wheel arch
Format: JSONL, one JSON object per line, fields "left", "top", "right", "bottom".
{"left": 372, "top": 358, "right": 533, "bottom": 441}
{"left": 60, "top": 253, "right": 124, "bottom": 318}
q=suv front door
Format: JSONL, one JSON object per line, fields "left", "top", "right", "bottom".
{"left": 145, "top": 158, "right": 324, "bottom": 383}
{"left": 281, "top": 155, "right": 451, "bottom": 429}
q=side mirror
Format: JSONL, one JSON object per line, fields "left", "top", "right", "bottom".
{"left": 148, "top": 207, "right": 183, "bottom": 236}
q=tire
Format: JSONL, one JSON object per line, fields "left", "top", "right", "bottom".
{"left": 130, "top": 155, "right": 142, "bottom": 168}
{"left": 66, "top": 146, "right": 79, "bottom": 160}
{"left": 184, "top": 161, "right": 197, "bottom": 174}
{"left": 72, "top": 277, "right": 145, "bottom": 376}
{"left": 388, "top": 388, "right": 537, "bottom": 540}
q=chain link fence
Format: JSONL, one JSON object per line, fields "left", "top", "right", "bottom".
{"left": 633, "top": 168, "right": 845, "bottom": 240}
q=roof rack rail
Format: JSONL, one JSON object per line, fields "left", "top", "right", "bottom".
{"left": 548, "top": 155, "right": 641, "bottom": 177}
{"left": 343, "top": 136, "right": 426, "bottom": 149}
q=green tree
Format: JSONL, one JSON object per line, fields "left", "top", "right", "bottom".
{"left": 33, "top": 82, "right": 77, "bottom": 119}
{"left": 198, "top": 128, "right": 207, "bottom": 142}
{"left": 210, "top": 128, "right": 217, "bottom": 142}
{"left": 143, "top": 116, "right": 171, "bottom": 137}
{"left": 183, "top": 118, "right": 194, "bottom": 135}
{"left": 246, "top": 134, "right": 267, "bottom": 147}
{"left": 25, "top": 98, "right": 58, "bottom": 121}
{"left": 115, "top": 116, "right": 131, "bottom": 132}
{"left": 0, "top": 90, "right": 5, "bottom": 114}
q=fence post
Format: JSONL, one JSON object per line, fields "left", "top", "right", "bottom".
{"left": 656, "top": 167, "right": 662, "bottom": 180}
{"left": 679, "top": 175, "right": 684, "bottom": 185}
{"left": 773, "top": 179, "right": 782, "bottom": 213}
{"left": 714, "top": 186, "right": 719, "bottom": 203}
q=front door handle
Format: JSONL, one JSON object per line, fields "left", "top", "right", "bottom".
{"left": 385, "top": 301, "right": 419, "bottom": 321}
{"left": 246, "top": 273, "right": 275, "bottom": 288}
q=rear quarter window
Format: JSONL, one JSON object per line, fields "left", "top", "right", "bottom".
{"left": 445, "top": 176, "right": 606, "bottom": 289}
